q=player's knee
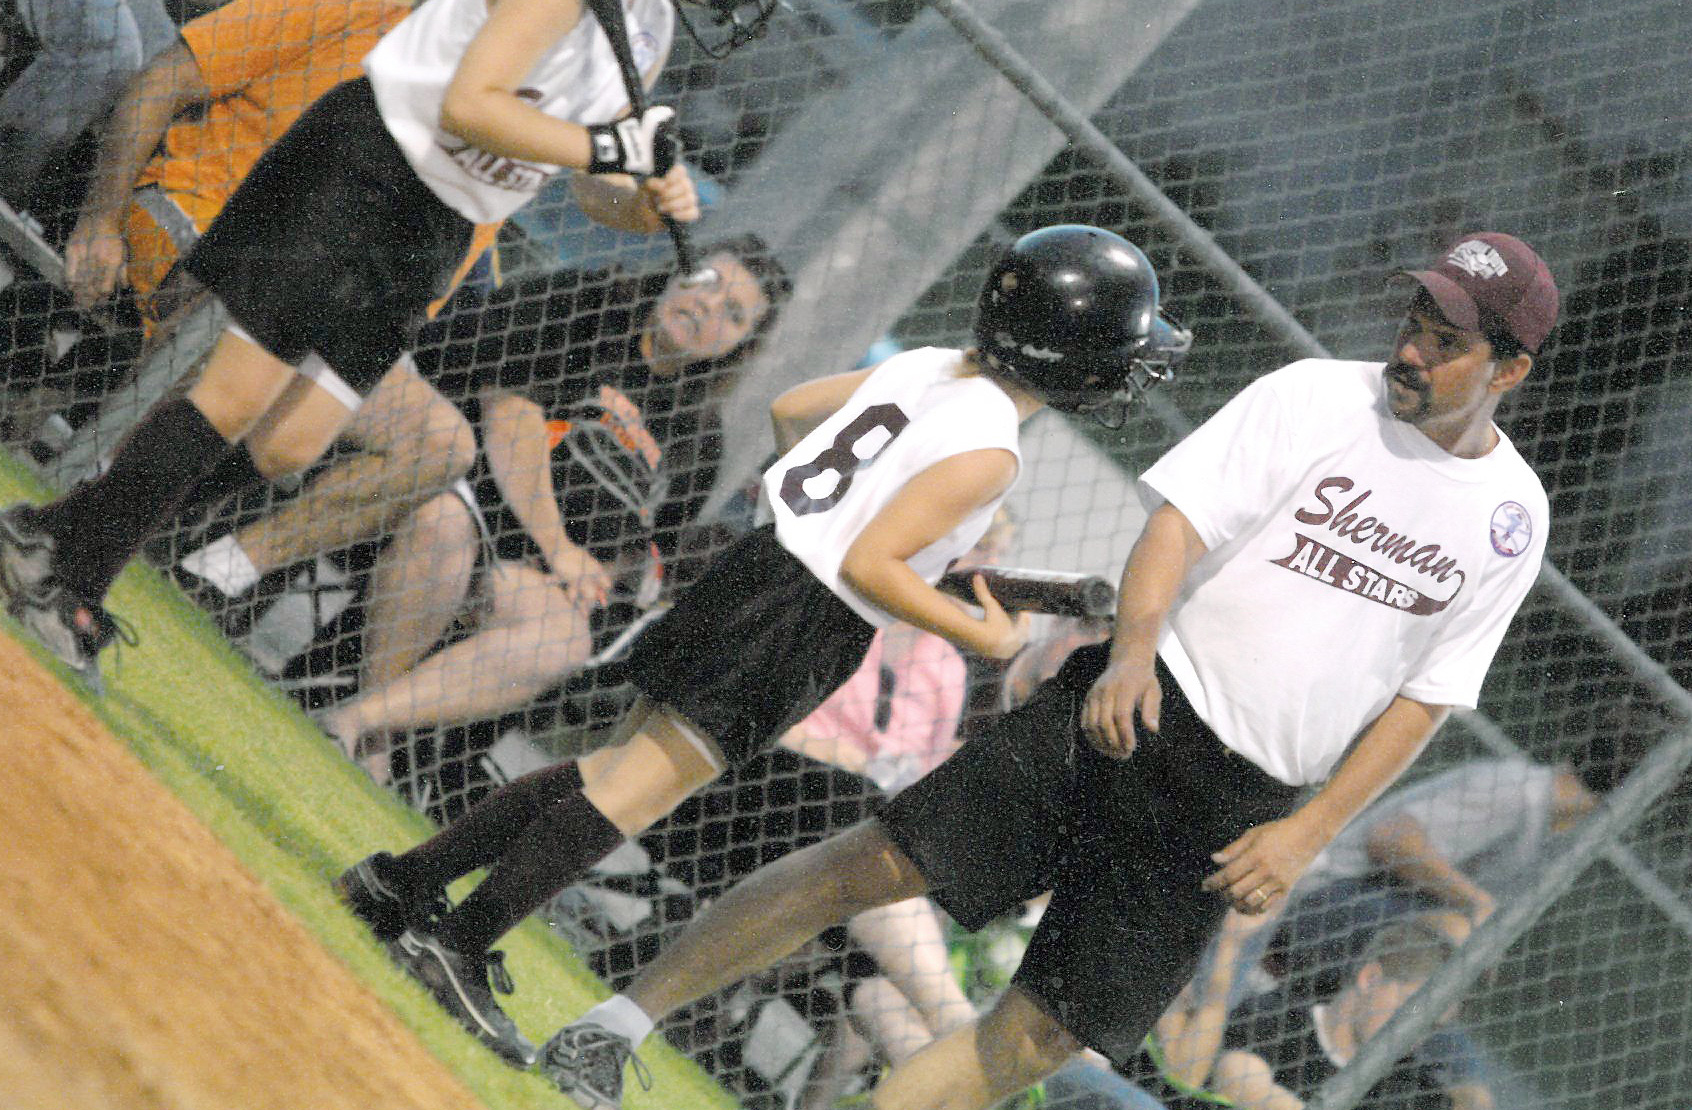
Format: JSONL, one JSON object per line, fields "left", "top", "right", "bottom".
{"left": 407, "top": 491, "right": 476, "bottom": 543}
{"left": 246, "top": 432, "right": 329, "bottom": 480}
{"left": 816, "top": 824, "right": 924, "bottom": 913}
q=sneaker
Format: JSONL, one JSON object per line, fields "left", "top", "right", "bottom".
{"left": 392, "top": 928, "right": 536, "bottom": 1067}
{"left": 0, "top": 505, "right": 54, "bottom": 604}
{"left": 6, "top": 580, "right": 135, "bottom": 693}
{"left": 332, "top": 852, "right": 451, "bottom": 943}
{"left": 537, "top": 1021, "right": 653, "bottom": 1110}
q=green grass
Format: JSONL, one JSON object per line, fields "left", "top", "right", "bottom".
{"left": 0, "top": 453, "right": 737, "bottom": 1110}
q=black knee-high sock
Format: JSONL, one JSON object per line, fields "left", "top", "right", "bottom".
{"left": 33, "top": 398, "right": 234, "bottom": 601}
{"left": 173, "top": 444, "right": 266, "bottom": 525}
{"left": 435, "top": 786, "right": 627, "bottom": 956}
{"left": 388, "top": 762, "right": 600, "bottom": 894}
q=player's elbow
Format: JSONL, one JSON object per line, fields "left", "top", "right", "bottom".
{"left": 439, "top": 83, "right": 499, "bottom": 144}
{"left": 837, "top": 543, "right": 887, "bottom": 597}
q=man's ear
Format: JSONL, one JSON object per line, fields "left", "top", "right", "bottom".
{"left": 1491, "top": 352, "right": 1533, "bottom": 393}
{"left": 1356, "top": 961, "right": 1383, "bottom": 992}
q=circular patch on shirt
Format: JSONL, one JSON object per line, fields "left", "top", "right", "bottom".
{"left": 1490, "top": 501, "right": 1533, "bottom": 557}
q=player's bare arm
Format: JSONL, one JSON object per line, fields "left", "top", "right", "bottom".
{"left": 1204, "top": 695, "right": 1448, "bottom": 915}
{"left": 444, "top": 0, "right": 688, "bottom": 219}
{"left": 480, "top": 389, "right": 611, "bottom": 604}
{"left": 838, "top": 448, "right": 1026, "bottom": 660}
{"left": 570, "top": 163, "right": 698, "bottom": 231}
{"left": 1083, "top": 502, "right": 1208, "bottom": 756}
{"left": 65, "top": 41, "right": 213, "bottom": 308}
{"left": 1364, "top": 814, "right": 1497, "bottom": 923}
{"left": 768, "top": 367, "right": 878, "bottom": 453}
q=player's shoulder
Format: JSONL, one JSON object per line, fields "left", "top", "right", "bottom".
{"left": 1487, "top": 427, "right": 1551, "bottom": 509}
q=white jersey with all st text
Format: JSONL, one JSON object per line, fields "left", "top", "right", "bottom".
{"left": 765, "top": 349, "right": 1023, "bottom": 628}
{"left": 364, "top": 0, "right": 675, "bottom": 224}
{"left": 1140, "top": 359, "right": 1549, "bottom": 786}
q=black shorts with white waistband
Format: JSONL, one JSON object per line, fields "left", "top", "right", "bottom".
{"left": 183, "top": 77, "right": 475, "bottom": 395}
{"left": 878, "top": 643, "right": 1303, "bottom": 1068}
{"left": 625, "top": 524, "right": 878, "bottom": 768}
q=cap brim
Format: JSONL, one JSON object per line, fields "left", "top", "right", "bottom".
{"left": 1397, "top": 269, "right": 1481, "bottom": 333}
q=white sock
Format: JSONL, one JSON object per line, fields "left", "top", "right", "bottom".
{"left": 179, "top": 533, "right": 261, "bottom": 597}
{"left": 579, "top": 995, "right": 655, "bottom": 1045}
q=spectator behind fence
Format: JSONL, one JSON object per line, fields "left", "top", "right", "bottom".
{"left": 1236, "top": 756, "right": 1598, "bottom": 1007}
{"left": 1146, "top": 910, "right": 1489, "bottom": 1110}
{"left": 173, "top": 231, "right": 788, "bottom": 637}
{"left": 0, "top": 0, "right": 701, "bottom": 690}
{"left": 0, "top": 0, "right": 176, "bottom": 216}
{"left": 305, "top": 241, "right": 787, "bottom": 779}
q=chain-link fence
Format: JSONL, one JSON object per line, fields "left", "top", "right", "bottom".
{"left": 2, "top": 0, "right": 1689, "bottom": 1107}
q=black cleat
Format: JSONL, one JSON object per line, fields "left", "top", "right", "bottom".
{"left": 1, "top": 504, "right": 137, "bottom": 692}
{"left": 332, "top": 852, "right": 450, "bottom": 943}
{"left": 537, "top": 1020, "right": 652, "bottom": 1110}
{"left": 392, "top": 928, "right": 536, "bottom": 1068}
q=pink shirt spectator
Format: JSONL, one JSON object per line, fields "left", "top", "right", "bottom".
{"left": 784, "top": 623, "right": 967, "bottom": 792}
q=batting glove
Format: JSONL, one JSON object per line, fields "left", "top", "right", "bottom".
{"left": 586, "top": 106, "right": 678, "bottom": 177}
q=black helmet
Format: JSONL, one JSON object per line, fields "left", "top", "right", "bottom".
{"left": 974, "top": 225, "right": 1191, "bottom": 423}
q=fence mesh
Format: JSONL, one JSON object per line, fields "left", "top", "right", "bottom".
{"left": 2, "top": 0, "right": 1690, "bottom": 1107}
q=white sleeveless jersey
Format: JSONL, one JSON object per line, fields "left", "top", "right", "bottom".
{"left": 764, "top": 349, "right": 1024, "bottom": 627}
{"left": 364, "top": 0, "right": 675, "bottom": 224}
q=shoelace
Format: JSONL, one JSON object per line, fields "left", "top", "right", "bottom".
{"left": 553, "top": 1027, "right": 654, "bottom": 1094}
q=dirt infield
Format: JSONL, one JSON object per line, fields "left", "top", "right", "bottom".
{"left": 0, "top": 636, "right": 490, "bottom": 1110}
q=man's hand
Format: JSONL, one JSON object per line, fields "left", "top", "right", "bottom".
{"left": 1203, "top": 814, "right": 1328, "bottom": 915}
{"left": 586, "top": 105, "right": 678, "bottom": 176}
{"left": 64, "top": 215, "right": 127, "bottom": 309}
{"left": 548, "top": 547, "right": 613, "bottom": 607}
{"left": 1082, "top": 653, "right": 1160, "bottom": 759}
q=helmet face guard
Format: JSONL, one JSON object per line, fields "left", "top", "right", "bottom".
{"left": 995, "top": 312, "right": 1193, "bottom": 428}
{"left": 673, "top": 0, "right": 781, "bottom": 57}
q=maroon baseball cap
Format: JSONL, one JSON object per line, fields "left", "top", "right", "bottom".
{"left": 1399, "top": 232, "right": 1560, "bottom": 353}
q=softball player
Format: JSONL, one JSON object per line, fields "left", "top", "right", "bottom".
{"left": 0, "top": 0, "right": 697, "bottom": 686}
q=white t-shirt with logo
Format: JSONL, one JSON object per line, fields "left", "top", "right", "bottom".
{"left": 765, "top": 348, "right": 1023, "bottom": 628}
{"left": 1140, "top": 359, "right": 1548, "bottom": 785}
{"left": 364, "top": 0, "right": 675, "bottom": 224}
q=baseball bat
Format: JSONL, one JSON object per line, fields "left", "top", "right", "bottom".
{"left": 584, "top": 0, "right": 710, "bottom": 283}
{"left": 938, "top": 567, "right": 1118, "bottom": 620}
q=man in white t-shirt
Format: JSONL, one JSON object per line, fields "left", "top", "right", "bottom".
{"left": 520, "top": 231, "right": 1559, "bottom": 1110}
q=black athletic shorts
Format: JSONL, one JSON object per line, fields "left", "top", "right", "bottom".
{"left": 625, "top": 525, "right": 878, "bottom": 767}
{"left": 184, "top": 77, "right": 475, "bottom": 395}
{"left": 879, "top": 643, "right": 1303, "bottom": 1067}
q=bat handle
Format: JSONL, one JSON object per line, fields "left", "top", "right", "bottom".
{"left": 665, "top": 216, "right": 716, "bottom": 286}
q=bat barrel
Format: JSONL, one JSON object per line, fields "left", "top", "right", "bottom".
{"left": 938, "top": 567, "right": 1117, "bottom": 619}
